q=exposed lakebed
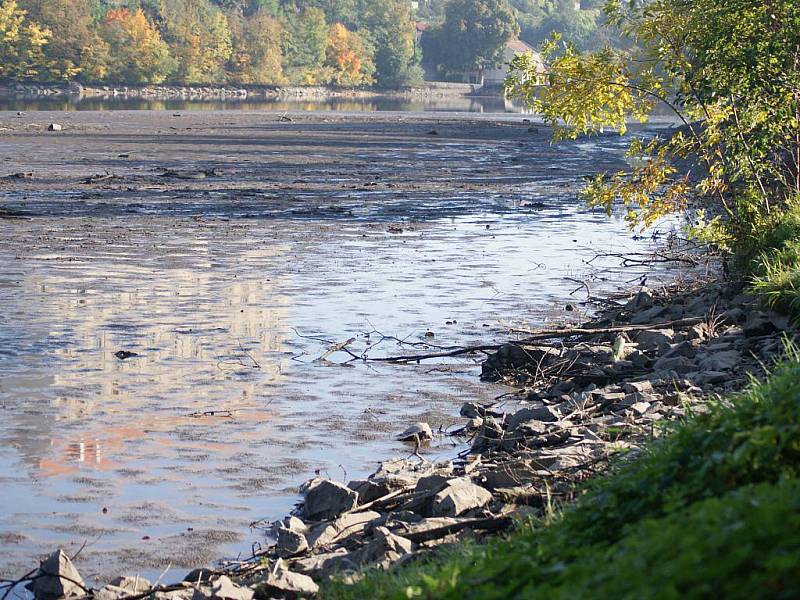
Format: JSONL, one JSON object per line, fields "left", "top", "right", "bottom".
{"left": 0, "top": 111, "right": 675, "bottom": 581}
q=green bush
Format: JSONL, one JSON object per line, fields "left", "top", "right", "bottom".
{"left": 324, "top": 346, "right": 800, "bottom": 600}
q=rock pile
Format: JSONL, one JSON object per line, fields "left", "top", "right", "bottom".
{"left": 19, "top": 280, "right": 797, "bottom": 599}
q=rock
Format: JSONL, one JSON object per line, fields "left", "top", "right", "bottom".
{"left": 625, "top": 289, "right": 655, "bottom": 311}
{"left": 359, "top": 526, "right": 413, "bottom": 567}
{"left": 431, "top": 477, "right": 492, "bottom": 517}
{"left": 210, "top": 576, "right": 253, "bottom": 600}
{"left": 348, "top": 479, "right": 392, "bottom": 504}
{"left": 259, "top": 561, "right": 318, "bottom": 599}
{"left": 302, "top": 478, "right": 358, "bottom": 521}
{"left": 47, "top": 123, "right": 62, "bottom": 132}
{"left": 686, "top": 323, "right": 711, "bottom": 341}
{"left": 275, "top": 525, "right": 308, "bottom": 557}
{"left": 506, "top": 405, "right": 560, "bottom": 428}
{"left": 95, "top": 585, "right": 130, "bottom": 600}
{"left": 698, "top": 350, "right": 741, "bottom": 371}
{"left": 630, "top": 402, "right": 651, "bottom": 416}
{"left": 289, "top": 549, "right": 350, "bottom": 576}
{"left": 481, "top": 344, "right": 556, "bottom": 381}
{"left": 109, "top": 576, "right": 151, "bottom": 594}
{"left": 26, "top": 550, "right": 85, "bottom": 600}
{"left": 306, "top": 510, "right": 380, "bottom": 549}
{"left": 635, "top": 328, "right": 675, "bottom": 352}
{"left": 183, "top": 569, "right": 215, "bottom": 584}
{"left": 721, "top": 307, "right": 746, "bottom": 324}
{"left": 630, "top": 305, "right": 670, "bottom": 324}
{"left": 653, "top": 355, "right": 696, "bottom": 374}
{"left": 743, "top": 312, "right": 779, "bottom": 337}
{"left": 397, "top": 422, "right": 433, "bottom": 442}
{"left": 622, "top": 380, "right": 654, "bottom": 396}
{"left": 692, "top": 371, "right": 728, "bottom": 385}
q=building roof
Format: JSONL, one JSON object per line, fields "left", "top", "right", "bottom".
{"left": 506, "top": 39, "right": 537, "bottom": 54}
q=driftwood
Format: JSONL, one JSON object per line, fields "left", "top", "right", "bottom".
{"left": 403, "top": 516, "right": 513, "bottom": 544}
{"left": 366, "top": 317, "right": 705, "bottom": 364}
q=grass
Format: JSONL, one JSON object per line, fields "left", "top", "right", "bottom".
{"left": 323, "top": 344, "right": 800, "bottom": 599}
{"left": 746, "top": 200, "right": 800, "bottom": 319}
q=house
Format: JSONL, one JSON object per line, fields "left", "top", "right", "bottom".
{"left": 464, "top": 39, "right": 545, "bottom": 89}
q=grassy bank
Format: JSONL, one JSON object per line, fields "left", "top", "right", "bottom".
{"left": 323, "top": 341, "right": 800, "bottom": 599}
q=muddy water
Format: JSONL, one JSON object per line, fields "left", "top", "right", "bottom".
{"left": 0, "top": 112, "right": 674, "bottom": 581}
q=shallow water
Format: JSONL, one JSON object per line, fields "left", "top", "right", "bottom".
{"left": 0, "top": 95, "right": 520, "bottom": 114}
{"left": 0, "top": 112, "right": 676, "bottom": 581}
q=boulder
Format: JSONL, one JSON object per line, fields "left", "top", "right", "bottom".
{"left": 698, "top": 350, "right": 741, "bottom": 371}
{"left": 306, "top": 510, "right": 380, "bottom": 549}
{"left": 506, "top": 405, "right": 560, "bottom": 428}
{"left": 109, "top": 576, "right": 151, "bottom": 594}
{"left": 26, "top": 550, "right": 85, "bottom": 600}
{"left": 653, "top": 355, "right": 696, "bottom": 374}
{"left": 397, "top": 422, "right": 433, "bottom": 442}
{"left": 259, "top": 562, "right": 318, "bottom": 599}
{"left": 625, "top": 289, "right": 655, "bottom": 311}
{"left": 95, "top": 585, "right": 130, "bottom": 600}
{"left": 302, "top": 479, "right": 358, "bottom": 521}
{"left": 359, "top": 527, "right": 413, "bottom": 568}
{"left": 635, "top": 328, "right": 675, "bottom": 352}
{"left": 430, "top": 477, "right": 492, "bottom": 517}
{"left": 481, "top": 344, "right": 556, "bottom": 381}
{"left": 210, "top": 576, "right": 253, "bottom": 600}
{"left": 743, "top": 312, "right": 779, "bottom": 336}
{"left": 275, "top": 525, "right": 308, "bottom": 558}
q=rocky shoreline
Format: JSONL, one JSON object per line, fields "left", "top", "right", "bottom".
{"left": 16, "top": 273, "right": 797, "bottom": 599}
{"left": 0, "top": 81, "right": 486, "bottom": 102}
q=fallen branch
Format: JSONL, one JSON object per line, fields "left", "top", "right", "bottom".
{"left": 403, "top": 516, "right": 513, "bottom": 544}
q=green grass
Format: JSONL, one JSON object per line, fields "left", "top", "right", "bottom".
{"left": 323, "top": 345, "right": 800, "bottom": 600}
{"left": 745, "top": 200, "right": 800, "bottom": 319}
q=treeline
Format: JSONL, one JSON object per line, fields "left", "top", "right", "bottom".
{"left": 0, "top": 0, "right": 420, "bottom": 87}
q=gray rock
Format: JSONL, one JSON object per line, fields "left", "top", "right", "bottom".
{"left": 743, "top": 312, "right": 779, "bottom": 336}
{"left": 698, "top": 350, "right": 740, "bottom": 371}
{"left": 302, "top": 478, "right": 358, "bottom": 521}
{"left": 260, "top": 561, "right": 319, "bottom": 598}
{"left": 506, "top": 405, "right": 560, "bottom": 428}
{"left": 210, "top": 576, "right": 253, "bottom": 600}
{"left": 625, "top": 289, "right": 655, "bottom": 311}
{"left": 95, "top": 585, "right": 130, "bottom": 600}
{"left": 397, "top": 422, "right": 433, "bottom": 442}
{"left": 481, "top": 344, "right": 556, "bottom": 381}
{"left": 653, "top": 355, "right": 696, "bottom": 374}
{"left": 275, "top": 525, "right": 308, "bottom": 557}
{"left": 359, "top": 526, "right": 413, "bottom": 568}
{"left": 630, "top": 305, "right": 669, "bottom": 324}
{"left": 109, "top": 576, "right": 151, "bottom": 594}
{"left": 431, "top": 477, "right": 492, "bottom": 517}
{"left": 691, "top": 371, "right": 729, "bottom": 385}
{"left": 289, "top": 549, "right": 349, "bottom": 576}
{"left": 306, "top": 510, "right": 380, "bottom": 549}
{"left": 26, "top": 550, "right": 85, "bottom": 600}
{"left": 635, "top": 328, "right": 675, "bottom": 352}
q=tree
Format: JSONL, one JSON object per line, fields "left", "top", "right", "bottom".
{"left": 506, "top": 0, "right": 800, "bottom": 246}
{"left": 422, "top": 0, "right": 518, "bottom": 81}
{"left": 0, "top": 0, "right": 51, "bottom": 80}
{"left": 18, "top": 0, "right": 108, "bottom": 79}
{"left": 281, "top": 5, "right": 327, "bottom": 83}
{"left": 227, "top": 8, "right": 284, "bottom": 84}
{"left": 358, "top": 0, "right": 419, "bottom": 87}
{"left": 156, "top": 0, "right": 232, "bottom": 84}
{"left": 101, "top": 8, "right": 174, "bottom": 83}
{"left": 323, "top": 22, "right": 374, "bottom": 86}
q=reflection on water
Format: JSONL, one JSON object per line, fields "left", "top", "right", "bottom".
{"left": 0, "top": 95, "right": 521, "bottom": 113}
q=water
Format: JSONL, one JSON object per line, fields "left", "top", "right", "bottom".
{"left": 0, "top": 95, "right": 520, "bottom": 114}
{"left": 0, "top": 110, "right": 676, "bottom": 582}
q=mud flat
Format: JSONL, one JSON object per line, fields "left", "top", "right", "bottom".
{"left": 0, "top": 110, "right": 683, "bottom": 584}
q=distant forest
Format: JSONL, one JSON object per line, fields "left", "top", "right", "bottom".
{"left": 0, "top": 0, "right": 620, "bottom": 87}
